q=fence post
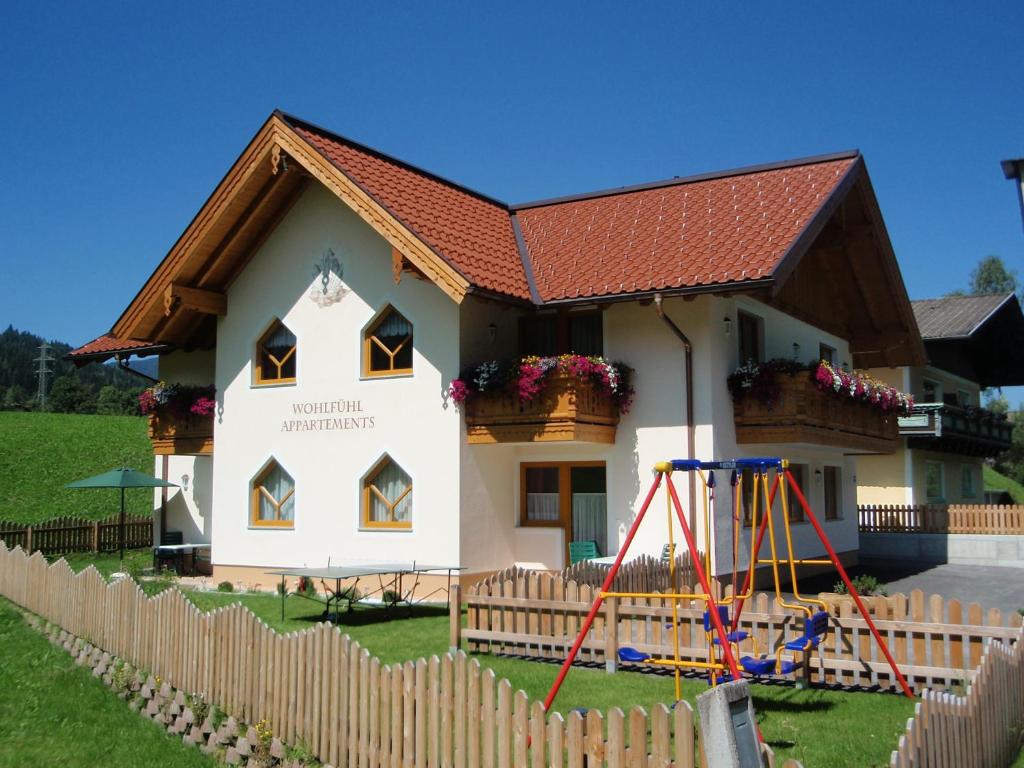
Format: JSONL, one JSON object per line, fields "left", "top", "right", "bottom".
{"left": 449, "top": 584, "right": 461, "bottom": 653}
{"left": 91, "top": 521, "right": 99, "bottom": 553}
{"left": 604, "top": 596, "right": 618, "bottom": 674}
{"left": 25, "top": 526, "right": 32, "bottom": 554}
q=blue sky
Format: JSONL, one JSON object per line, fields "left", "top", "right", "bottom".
{"left": 1, "top": 3, "right": 1022, "bottom": 397}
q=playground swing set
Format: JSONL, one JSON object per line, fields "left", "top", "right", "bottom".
{"left": 543, "top": 457, "right": 914, "bottom": 714}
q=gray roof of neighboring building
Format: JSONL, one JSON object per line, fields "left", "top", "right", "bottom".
{"left": 910, "top": 293, "right": 1016, "bottom": 339}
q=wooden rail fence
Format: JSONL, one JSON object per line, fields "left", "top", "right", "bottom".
{"left": 0, "top": 543, "right": 802, "bottom": 768}
{"left": 0, "top": 514, "right": 153, "bottom": 556}
{"left": 890, "top": 625, "right": 1024, "bottom": 767}
{"left": 858, "top": 504, "right": 1024, "bottom": 535}
{"left": 461, "top": 569, "right": 1023, "bottom": 694}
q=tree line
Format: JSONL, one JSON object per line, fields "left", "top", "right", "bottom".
{"left": 0, "top": 326, "right": 147, "bottom": 415}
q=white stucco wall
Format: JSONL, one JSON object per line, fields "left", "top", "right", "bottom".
{"left": 210, "top": 184, "right": 461, "bottom": 570}
{"left": 455, "top": 293, "right": 863, "bottom": 576}
{"left": 158, "top": 350, "right": 216, "bottom": 386}
{"left": 154, "top": 454, "right": 213, "bottom": 544}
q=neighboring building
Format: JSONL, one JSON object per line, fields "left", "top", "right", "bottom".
{"left": 857, "top": 293, "right": 1024, "bottom": 506}
{"left": 70, "top": 111, "right": 924, "bottom": 589}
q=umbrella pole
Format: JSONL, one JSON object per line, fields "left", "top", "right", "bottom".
{"left": 120, "top": 487, "right": 126, "bottom": 571}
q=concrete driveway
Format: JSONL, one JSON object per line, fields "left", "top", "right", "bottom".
{"left": 828, "top": 561, "right": 1024, "bottom": 616}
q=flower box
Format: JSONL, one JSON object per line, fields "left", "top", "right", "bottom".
{"left": 732, "top": 374, "right": 899, "bottom": 453}
{"left": 148, "top": 412, "right": 214, "bottom": 455}
{"left": 463, "top": 370, "right": 621, "bottom": 444}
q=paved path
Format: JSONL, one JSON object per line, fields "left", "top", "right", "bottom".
{"left": 857, "top": 562, "right": 1024, "bottom": 615}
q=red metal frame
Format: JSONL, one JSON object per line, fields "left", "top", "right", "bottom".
{"left": 543, "top": 463, "right": 915, "bottom": 716}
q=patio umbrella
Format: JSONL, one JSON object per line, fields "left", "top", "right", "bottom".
{"left": 66, "top": 467, "right": 178, "bottom": 568}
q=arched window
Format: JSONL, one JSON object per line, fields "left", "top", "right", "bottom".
{"left": 363, "top": 306, "right": 413, "bottom": 376}
{"left": 362, "top": 456, "right": 412, "bottom": 529}
{"left": 255, "top": 320, "right": 297, "bottom": 384}
{"left": 251, "top": 459, "right": 295, "bottom": 528}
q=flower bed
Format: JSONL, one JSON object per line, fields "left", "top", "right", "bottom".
{"left": 450, "top": 355, "right": 634, "bottom": 413}
{"left": 728, "top": 359, "right": 913, "bottom": 416}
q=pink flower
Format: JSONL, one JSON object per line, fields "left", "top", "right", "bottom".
{"left": 448, "top": 379, "right": 470, "bottom": 404}
{"left": 190, "top": 397, "right": 216, "bottom": 417}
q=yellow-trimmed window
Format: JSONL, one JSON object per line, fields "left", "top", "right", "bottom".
{"left": 251, "top": 460, "right": 295, "bottom": 528}
{"left": 255, "top": 320, "right": 297, "bottom": 384}
{"left": 362, "top": 456, "right": 412, "bottom": 529}
{"left": 364, "top": 307, "right": 413, "bottom": 376}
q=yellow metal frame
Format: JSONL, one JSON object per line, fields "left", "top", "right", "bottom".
{"left": 609, "top": 458, "right": 832, "bottom": 692}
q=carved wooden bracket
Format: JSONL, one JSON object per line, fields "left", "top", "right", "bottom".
{"left": 392, "top": 247, "right": 403, "bottom": 285}
{"left": 163, "top": 283, "right": 228, "bottom": 317}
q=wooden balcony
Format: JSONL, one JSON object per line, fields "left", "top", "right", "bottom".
{"left": 901, "top": 403, "right": 1014, "bottom": 457}
{"left": 148, "top": 412, "right": 214, "bottom": 455}
{"left": 732, "top": 374, "right": 899, "bottom": 453}
{"left": 464, "top": 371, "right": 620, "bottom": 444}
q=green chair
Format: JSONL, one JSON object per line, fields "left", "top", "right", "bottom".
{"left": 661, "top": 542, "right": 676, "bottom": 563}
{"left": 569, "top": 540, "right": 599, "bottom": 564}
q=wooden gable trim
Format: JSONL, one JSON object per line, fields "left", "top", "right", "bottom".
{"left": 113, "top": 113, "right": 470, "bottom": 343}
{"left": 113, "top": 118, "right": 281, "bottom": 340}
{"left": 268, "top": 116, "right": 470, "bottom": 303}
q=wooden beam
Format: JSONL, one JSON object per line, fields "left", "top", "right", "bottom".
{"left": 164, "top": 283, "right": 227, "bottom": 316}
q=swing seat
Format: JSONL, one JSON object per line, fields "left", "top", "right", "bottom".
{"left": 701, "top": 607, "right": 747, "bottom": 644}
{"left": 617, "top": 646, "right": 649, "bottom": 663}
{"left": 783, "top": 611, "right": 829, "bottom": 652}
{"left": 739, "top": 656, "right": 801, "bottom": 676}
{"left": 712, "top": 630, "right": 750, "bottom": 645}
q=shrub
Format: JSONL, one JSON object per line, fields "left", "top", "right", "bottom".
{"left": 834, "top": 574, "right": 888, "bottom": 597}
{"left": 217, "top": 580, "right": 234, "bottom": 593}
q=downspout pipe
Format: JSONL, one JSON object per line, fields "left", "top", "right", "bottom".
{"left": 653, "top": 294, "right": 698, "bottom": 537}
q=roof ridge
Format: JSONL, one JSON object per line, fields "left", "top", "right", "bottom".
{"left": 274, "top": 110, "right": 512, "bottom": 210}
{"left": 511, "top": 149, "right": 861, "bottom": 210}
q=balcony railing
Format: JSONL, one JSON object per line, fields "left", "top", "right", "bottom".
{"left": 900, "top": 403, "right": 1013, "bottom": 457}
{"left": 464, "top": 371, "right": 620, "bottom": 444}
{"left": 732, "top": 374, "right": 899, "bottom": 453}
{"left": 148, "top": 412, "right": 214, "bottom": 455}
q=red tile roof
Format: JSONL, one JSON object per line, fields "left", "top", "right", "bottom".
{"left": 515, "top": 156, "right": 857, "bottom": 302}
{"left": 68, "top": 334, "right": 168, "bottom": 362}
{"left": 284, "top": 115, "right": 531, "bottom": 301}
{"left": 70, "top": 112, "right": 871, "bottom": 361}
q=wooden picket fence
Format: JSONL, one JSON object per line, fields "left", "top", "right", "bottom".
{"left": 858, "top": 504, "right": 1024, "bottom": 535}
{"left": 890, "top": 625, "right": 1024, "bottom": 767}
{"left": 0, "top": 543, "right": 802, "bottom": 768}
{"left": 519, "top": 553, "right": 698, "bottom": 596}
{"left": 0, "top": 514, "right": 153, "bottom": 556}
{"left": 461, "top": 569, "right": 1023, "bottom": 694}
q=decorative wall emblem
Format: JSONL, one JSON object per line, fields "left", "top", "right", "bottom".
{"left": 309, "top": 248, "right": 348, "bottom": 307}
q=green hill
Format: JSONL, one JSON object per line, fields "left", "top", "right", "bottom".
{"left": 0, "top": 412, "right": 154, "bottom": 524}
{"left": 983, "top": 465, "right": 1024, "bottom": 504}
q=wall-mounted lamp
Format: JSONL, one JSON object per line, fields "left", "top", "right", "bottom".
{"left": 814, "top": 469, "right": 823, "bottom": 485}
{"left": 723, "top": 317, "right": 732, "bottom": 336}
{"left": 792, "top": 342, "right": 801, "bottom": 360}
{"left": 487, "top": 322, "right": 498, "bottom": 344}
{"left": 181, "top": 474, "right": 190, "bottom": 492}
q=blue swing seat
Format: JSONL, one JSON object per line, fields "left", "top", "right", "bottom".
{"left": 783, "top": 611, "right": 829, "bottom": 652}
{"left": 702, "top": 606, "right": 750, "bottom": 645}
{"left": 739, "top": 656, "right": 801, "bottom": 676}
{"left": 617, "top": 646, "right": 649, "bottom": 663}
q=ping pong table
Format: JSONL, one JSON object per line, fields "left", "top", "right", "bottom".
{"left": 268, "top": 562, "right": 463, "bottom": 622}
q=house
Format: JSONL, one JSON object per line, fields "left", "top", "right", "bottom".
{"left": 857, "top": 292, "right": 1024, "bottom": 507}
{"left": 69, "top": 111, "right": 925, "bottom": 591}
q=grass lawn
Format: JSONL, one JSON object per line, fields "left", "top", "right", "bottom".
{"left": 0, "top": 597, "right": 214, "bottom": 768}
{"left": 184, "top": 588, "right": 914, "bottom": 767}
{"left": 984, "top": 465, "right": 1024, "bottom": 504}
{"left": 0, "top": 412, "right": 153, "bottom": 523}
